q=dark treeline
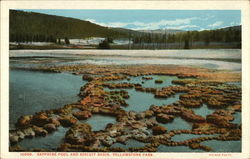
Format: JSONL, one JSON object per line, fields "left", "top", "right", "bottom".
{"left": 132, "top": 26, "right": 241, "bottom": 49}
{"left": 10, "top": 10, "right": 241, "bottom": 49}
{"left": 9, "top": 10, "right": 132, "bottom": 42}
{"left": 10, "top": 34, "right": 57, "bottom": 43}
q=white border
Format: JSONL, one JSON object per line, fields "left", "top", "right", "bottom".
{"left": 1, "top": 1, "right": 250, "bottom": 159}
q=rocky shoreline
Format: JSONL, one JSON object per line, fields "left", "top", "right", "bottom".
{"left": 9, "top": 64, "right": 241, "bottom": 152}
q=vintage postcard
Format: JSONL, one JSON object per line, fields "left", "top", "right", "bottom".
{"left": 1, "top": 1, "right": 250, "bottom": 159}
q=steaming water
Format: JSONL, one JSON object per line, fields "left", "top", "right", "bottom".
{"left": 10, "top": 49, "right": 241, "bottom": 71}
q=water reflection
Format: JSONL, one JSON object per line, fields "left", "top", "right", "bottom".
{"left": 157, "top": 145, "right": 203, "bottom": 152}
{"left": 18, "top": 127, "right": 68, "bottom": 150}
{"left": 85, "top": 114, "right": 116, "bottom": 131}
{"left": 125, "top": 89, "right": 182, "bottom": 112}
{"left": 201, "top": 140, "right": 241, "bottom": 152}
{"left": 171, "top": 134, "right": 215, "bottom": 142}
{"left": 192, "top": 104, "right": 215, "bottom": 118}
{"left": 232, "top": 112, "right": 241, "bottom": 124}
{"left": 111, "top": 139, "right": 145, "bottom": 149}
{"left": 9, "top": 70, "right": 85, "bottom": 126}
{"left": 107, "top": 75, "right": 179, "bottom": 88}
{"left": 161, "top": 117, "right": 192, "bottom": 131}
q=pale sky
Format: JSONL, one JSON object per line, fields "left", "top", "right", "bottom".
{"left": 22, "top": 9, "right": 241, "bottom": 31}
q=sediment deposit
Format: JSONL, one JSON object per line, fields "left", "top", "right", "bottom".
{"left": 9, "top": 64, "right": 241, "bottom": 152}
